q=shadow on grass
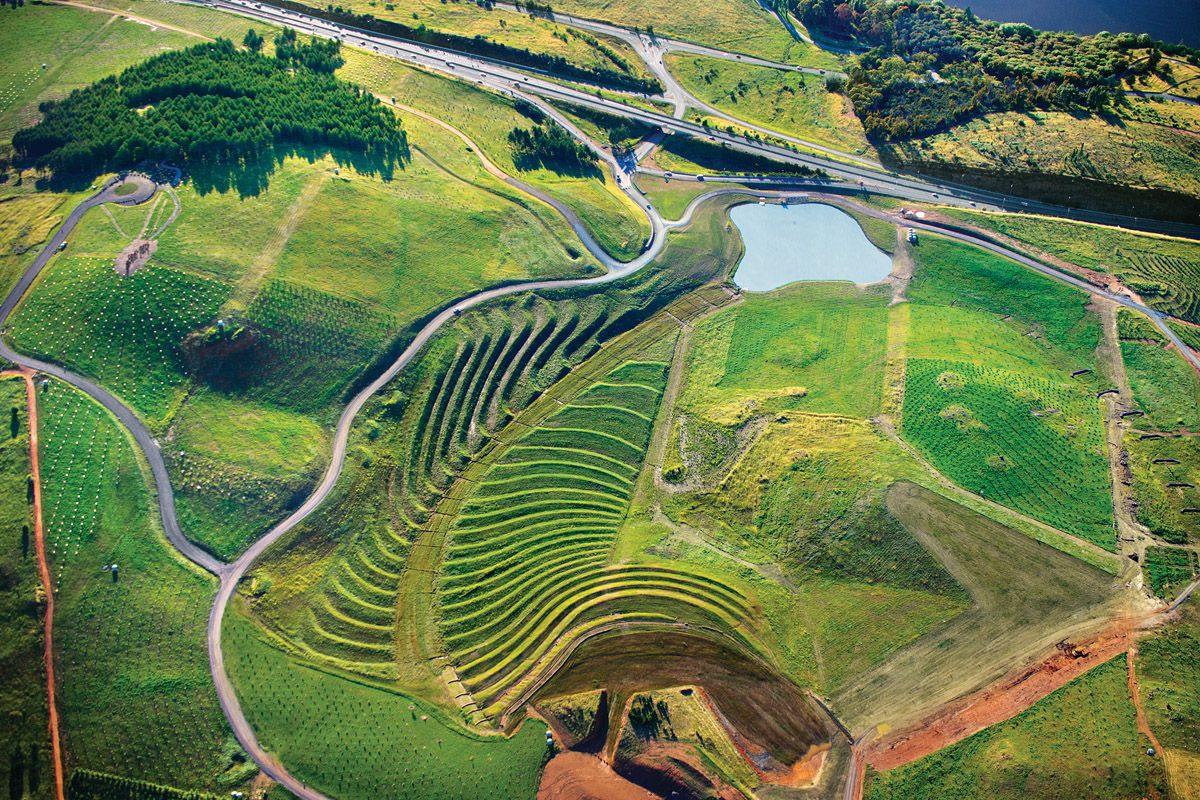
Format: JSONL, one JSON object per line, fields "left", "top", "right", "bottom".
{"left": 34, "top": 140, "right": 410, "bottom": 199}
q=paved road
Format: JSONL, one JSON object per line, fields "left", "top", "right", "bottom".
{"left": 0, "top": 175, "right": 226, "bottom": 577}
{"left": 194, "top": 0, "right": 1200, "bottom": 238}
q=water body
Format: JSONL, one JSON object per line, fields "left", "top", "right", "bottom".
{"left": 943, "top": 0, "right": 1200, "bottom": 48}
{"left": 730, "top": 202, "right": 892, "bottom": 292}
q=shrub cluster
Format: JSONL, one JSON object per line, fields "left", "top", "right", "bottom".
{"left": 507, "top": 121, "right": 596, "bottom": 173}
{"left": 13, "top": 38, "right": 405, "bottom": 175}
{"left": 790, "top": 0, "right": 1200, "bottom": 139}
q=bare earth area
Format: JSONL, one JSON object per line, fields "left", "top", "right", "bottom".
{"left": 863, "top": 619, "right": 1140, "bottom": 771}
{"left": 538, "top": 751, "right": 660, "bottom": 800}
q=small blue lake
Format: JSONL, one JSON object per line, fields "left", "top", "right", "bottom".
{"left": 730, "top": 202, "right": 893, "bottom": 292}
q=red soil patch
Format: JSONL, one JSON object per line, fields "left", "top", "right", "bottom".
{"left": 538, "top": 751, "right": 660, "bottom": 800}
{"left": 864, "top": 619, "right": 1140, "bottom": 771}
{"left": 781, "top": 744, "right": 829, "bottom": 788}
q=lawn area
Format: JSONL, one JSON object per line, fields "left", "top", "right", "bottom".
{"left": 546, "top": 0, "right": 842, "bottom": 66}
{"left": 38, "top": 382, "right": 251, "bottom": 792}
{"left": 336, "top": 48, "right": 650, "bottom": 261}
{"left": 1117, "top": 316, "right": 1200, "bottom": 431}
{"left": 1138, "top": 602, "right": 1200, "bottom": 754}
{"left": 665, "top": 54, "right": 875, "bottom": 158}
{"left": 223, "top": 605, "right": 549, "bottom": 800}
{"left": 0, "top": 376, "right": 51, "bottom": 800}
{"left": 0, "top": 3, "right": 194, "bottom": 144}
{"left": 864, "top": 656, "right": 1166, "bottom": 800}
{"left": 632, "top": 174, "right": 745, "bottom": 220}
{"left": 680, "top": 281, "right": 890, "bottom": 422}
{"left": 941, "top": 209, "right": 1200, "bottom": 325}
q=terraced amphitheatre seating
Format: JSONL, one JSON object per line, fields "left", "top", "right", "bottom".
{"left": 289, "top": 286, "right": 739, "bottom": 681}
{"left": 291, "top": 299, "right": 623, "bottom": 672}
{"left": 436, "top": 356, "right": 754, "bottom": 720}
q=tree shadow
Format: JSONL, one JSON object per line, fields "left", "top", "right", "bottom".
{"left": 511, "top": 151, "right": 602, "bottom": 180}
{"left": 33, "top": 139, "right": 410, "bottom": 199}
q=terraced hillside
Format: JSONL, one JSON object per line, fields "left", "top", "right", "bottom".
{"left": 438, "top": 351, "right": 755, "bottom": 720}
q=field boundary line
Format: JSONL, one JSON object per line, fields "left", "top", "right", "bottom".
{"left": 20, "top": 368, "right": 66, "bottom": 800}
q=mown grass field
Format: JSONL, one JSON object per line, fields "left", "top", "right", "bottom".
{"left": 0, "top": 376, "right": 51, "bottom": 800}
{"left": 679, "top": 281, "right": 891, "bottom": 423}
{"left": 864, "top": 656, "right": 1165, "bottom": 800}
{"left": 631, "top": 174, "right": 744, "bottom": 220}
{"left": 942, "top": 209, "right": 1200, "bottom": 325}
{"left": 548, "top": 0, "right": 842, "bottom": 66}
{"left": 901, "top": 358, "right": 1113, "bottom": 548}
{"left": 337, "top": 48, "right": 651, "bottom": 261}
{"left": 665, "top": 54, "right": 874, "bottom": 157}
{"left": 38, "top": 382, "right": 250, "bottom": 792}
{"left": 224, "top": 606, "right": 549, "bottom": 800}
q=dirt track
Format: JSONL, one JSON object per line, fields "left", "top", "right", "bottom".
{"left": 863, "top": 620, "right": 1139, "bottom": 771}
{"left": 20, "top": 368, "right": 65, "bottom": 800}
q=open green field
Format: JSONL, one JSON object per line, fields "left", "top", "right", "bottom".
{"left": 1139, "top": 602, "right": 1200, "bottom": 752}
{"left": 1125, "top": 435, "right": 1200, "bottom": 546}
{"left": 224, "top": 606, "right": 548, "bottom": 800}
{"left": 942, "top": 209, "right": 1200, "bottom": 325}
{"left": 337, "top": 48, "right": 650, "bottom": 261}
{"left": 0, "top": 377, "right": 51, "bottom": 800}
{"left": 0, "top": 3, "right": 194, "bottom": 145}
{"left": 900, "top": 235, "right": 1112, "bottom": 548}
{"left": 38, "top": 382, "right": 249, "bottom": 792}
{"left": 679, "top": 281, "right": 891, "bottom": 424}
{"left": 901, "top": 358, "right": 1112, "bottom": 548}
{"left": 864, "top": 655, "right": 1165, "bottom": 800}
{"left": 547, "top": 0, "right": 842, "bottom": 66}
{"left": 665, "top": 54, "right": 874, "bottom": 157}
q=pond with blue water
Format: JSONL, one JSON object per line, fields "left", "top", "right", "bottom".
{"left": 730, "top": 202, "right": 892, "bottom": 292}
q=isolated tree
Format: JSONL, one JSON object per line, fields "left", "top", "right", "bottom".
{"left": 243, "top": 28, "right": 264, "bottom": 52}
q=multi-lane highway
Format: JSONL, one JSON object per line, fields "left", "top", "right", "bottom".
{"left": 194, "top": 0, "right": 1199, "bottom": 238}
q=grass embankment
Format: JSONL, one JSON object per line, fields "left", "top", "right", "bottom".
{"left": 546, "top": 0, "right": 842, "bottom": 67}
{"left": 38, "top": 382, "right": 251, "bottom": 792}
{"left": 665, "top": 54, "right": 874, "bottom": 158}
{"left": 0, "top": 377, "right": 51, "bottom": 800}
{"left": 1114, "top": 310, "right": 1200, "bottom": 548}
{"left": 882, "top": 106, "right": 1200, "bottom": 222}
{"left": 337, "top": 48, "right": 650, "bottom": 261}
{"left": 240, "top": 198, "right": 742, "bottom": 695}
{"left": 328, "top": 0, "right": 653, "bottom": 82}
{"left": 902, "top": 235, "right": 1113, "bottom": 549}
{"left": 1138, "top": 602, "right": 1200, "bottom": 796}
{"left": 223, "top": 606, "right": 548, "bottom": 800}
{"left": 864, "top": 655, "right": 1166, "bottom": 800}
{"left": 940, "top": 208, "right": 1200, "bottom": 325}
{"left": 631, "top": 174, "right": 745, "bottom": 220}
{"left": 438, "top": 341, "right": 755, "bottom": 719}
